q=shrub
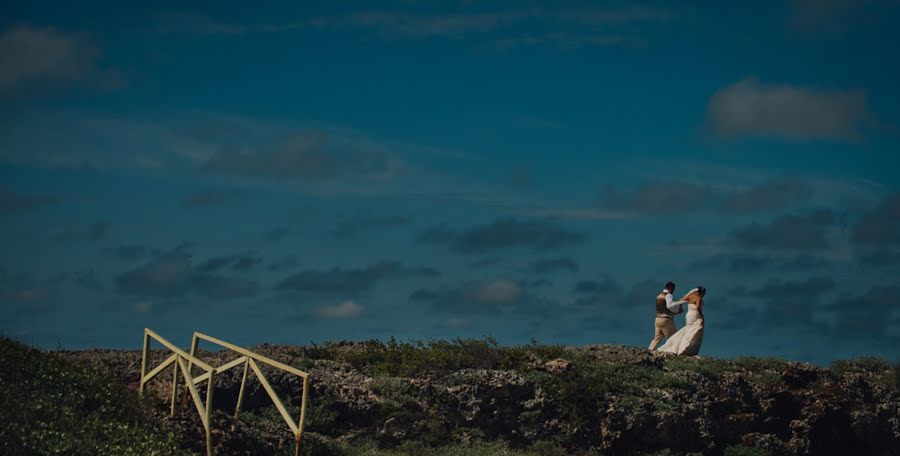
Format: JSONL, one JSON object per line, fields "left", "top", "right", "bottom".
{"left": 894, "top": 362, "right": 900, "bottom": 390}
{"left": 724, "top": 444, "right": 771, "bottom": 456}
{"left": 733, "top": 356, "right": 789, "bottom": 373}
{"left": 0, "top": 337, "right": 192, "bottom": 455}
{"left": 831, "top": 356, "right": 891, "bottom": 377}
{"left": 333, "top": 337, "right": 568, "bottom": 377}
{"left": 663, "top": 355, "right": 733, "bottom": 379}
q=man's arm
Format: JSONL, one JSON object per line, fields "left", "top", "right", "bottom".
{"left": 665, "top": 293, "right": 686, "bottom": 312}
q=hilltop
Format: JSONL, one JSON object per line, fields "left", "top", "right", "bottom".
{"left": 3, "top": 336, "right": 899, "bottom": 455}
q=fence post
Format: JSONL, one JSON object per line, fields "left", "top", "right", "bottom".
{"left": 188, "top": 332, "right": 200, "bottom": 378}
{"left": 139, "top": 329, "right": 149, "bottom": 395}
{"left": 205, "top": 369, "right": 216, "bottom": 456}
{"left": 170, "top": 358, "right": 180, "bottom": 416}
{"left": 233, "top": 358, "right": 250, "bottom": 431}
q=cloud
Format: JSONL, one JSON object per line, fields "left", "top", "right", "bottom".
{"left": 747, "top": 277, "right": 835, "bottom": 326}
{"left": 855, "top": 250, "right": 900, "bottom": 267}
{"left": 262, "top": 227, "right": 290, "bottom": 241}
{"left": 197, "top": 253, "right": 261, "bottom": 272}
{"left": 0, "top": 110, "right": 219, "bottom": 172}
{"left": 232, "top": 254, "right": 261, "bottom": 271}
{"left": 204, "top": 132, "right": 397, "bottom": 181}
{"left": 51, "top": 268, "right": 104, "bottom": 292}
{"left": 714, "top": 297, "right": 760, "bottom": 331}
{"left": 468, "top": 278, "right": 523, "bottom": 303}
{"left": 197, "top": 256, "right": 234, "bottom": 272}
{"left": 0, "top": 25, "right": 100, "bottom": 95}
{"left": 0, "top": 184, "right": 57, "bottom": 215}
{"left": 595, "top": 182, "right": 711, "bottom": 214}
{"left": 277, "top": 260, "right": 438, "bottom": 295}
{"left": 183, "top": 190, "right": 240, "bottom": 208}
{"left": 333, "top": 11, "right": 514, "bottom": 38}
{"left": 574, "top": 278, "right": 651, "bottom": 330}
{"left": 777, "top": 254, "right": 832, "bottom": 271}
{"left": 159, "top": 6, "right": 674, "bottom": 51}
{"left": 706, "top": 77, "right": 871, "bottom": 141}
{"left": 592, "top": 179, "right": 814, "bottom": 217}
{"left": 732, "top": 209, "right": 836, "bottom": 251}
{"left": 466, "top": 257, "right": 503, "bottom": 269}
{"left": 530, "top": 257, "right": 578, "bottom": 274}
{"left": 826, "top": 283, "right": 900, "bottom": 338}
{"left": 574, "top": 278, "right": 621, "bottom": 295}
{"left": 116, "top": 251, "right": 193, "bottom": 297}
{"left": 691, "top": 253, "right": 830, "bottom": 273}
{"left": 719, "top": 180, "right": 813, "bottom": 215}
{"left": 570, "top": 278, "right": 629, "bottom": 328}
{"left": 420, "top": 217, "right": 587, "bottom": 254}
{"left": 691, "top": 254, "right": 772, "bottom": 274}
{"left": 509, "top": 167, "right": 535, "bottom": 190}
{"left": 851, "top": 193, "right": 900, "bottom": 268}
{"left": 328, "top": 214, "right": 413, "bottom": 239}
{"left": 442, "top": 317, "right": 473, "bottom": 329}
{"left": 54, "top": 220, "right": 110, "bottom": 241}
{"left": 101, "top": 245, "right": 156, "bottom": 261}
{"left": 0, "top": 271, "right": 58, "bottom": 319}
{"left": 268, "top": 254, "right": 299, "bottom": 272}
{"left": 192, "top": 274, "right": 260, "bottom": 300}
{"left": 409, "top": 288, "right": 441, "bottom": 301}
{"left": 314, "top": 300, "right": 364, "bottom": 319}
{"left": 430, "top": 278, "right": 542, "bottom": 315}
{"left": 851, "top": 192, "right": 900, "bottom": 246}
{"left": 492, "top": 32, "right": 630, "bottom": 50}
{"left": 788, "top": 0, "right": 898, "bottom": 33}
{"left": 115, "top": 249, "right": 259, "bottom": 300}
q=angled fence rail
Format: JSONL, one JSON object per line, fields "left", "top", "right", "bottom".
{"left": 189, "top": 331, "right": 310, "bottom": 456}
{"left": 139, "top": 328, "right": 310, "bottom": 456}
{"left": 139, "top": 328, "right": 217, "bottom": 456}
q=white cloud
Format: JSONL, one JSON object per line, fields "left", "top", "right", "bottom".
{"left": 314, "top": 300, "right": 364, "bottom": 319}
{"left": 707, "top": 77, "right": 870, "bottom": 141}
{"left": 467, "top": 279, "right": 522, "bottom": 304}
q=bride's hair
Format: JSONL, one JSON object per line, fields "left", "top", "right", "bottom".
{"left": 696, "top": 286, "right": 706, "bottom": 297}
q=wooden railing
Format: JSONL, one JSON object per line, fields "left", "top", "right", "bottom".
{"left": 189, "top": 331, "right": 310, "bottom": 455}
{"left": 139, "top": 328, "right": 217, "bottom": 456}
{"left": 139, "top": 328, "right": 311, "bottom": 456}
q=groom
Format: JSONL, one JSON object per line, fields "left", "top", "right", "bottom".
{"left": 648, "top": 281, "right": 684, "bottom": 351}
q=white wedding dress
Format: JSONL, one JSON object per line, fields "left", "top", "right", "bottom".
{"left": 658, "top": 301, "right": 704, "bottom": 356}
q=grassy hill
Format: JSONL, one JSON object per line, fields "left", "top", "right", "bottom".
{"left": 0, "top": 336, "right": 192, "bottom": 455}
{"left": 3, "top": 336, "right": 899, "bottom": 455}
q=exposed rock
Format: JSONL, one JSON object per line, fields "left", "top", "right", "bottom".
{"left": 55, "top": 343, "right": 900, "bottom": 455}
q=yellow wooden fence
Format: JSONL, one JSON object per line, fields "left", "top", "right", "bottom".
{"left": 139, "top": 328, "right": 310, "bottom": 456}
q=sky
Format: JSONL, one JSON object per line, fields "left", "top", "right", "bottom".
{"left": 1, "top": 0, "right": 899, "bottom": 365}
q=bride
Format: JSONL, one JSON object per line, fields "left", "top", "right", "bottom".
{"left": 658, "top": 286, "right": 706, "bottom": 356}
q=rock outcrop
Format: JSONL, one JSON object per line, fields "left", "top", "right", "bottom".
{"left": 58, "top": 343, "right": 900, "bottom": 455}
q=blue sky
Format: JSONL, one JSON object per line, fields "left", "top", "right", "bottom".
{"left": 1, "top": 0, "right": 899, "bottom": 364}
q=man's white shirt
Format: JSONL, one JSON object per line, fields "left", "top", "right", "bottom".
{"left": 663, "top": 290, "right": 686, "bottom": 313}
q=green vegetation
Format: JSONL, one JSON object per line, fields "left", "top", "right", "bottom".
{"left": 723, "top": 445, "right": 771, "bottom": 456}
{"left": 895, "top": 362, "right": 900, "bottom": 389}
{"left": 342, "top": 440, "right": 594, "bottom": 456}
{"left": 732, "top": 356, "right": 789, "bottom": 373}
{"left": 304, "top": 337, "right": 568, "bottom": 377}
{"left": 0, "top": 337, "right": 193, "bottom": 455}
{"left": 663, "top": 355, "right": 732, "bottom": 379}
{"left": 3, "top": 335, "right": 895, "bottom": 455}
{"left": 831, "top": 356, "right": 897, "bottom": 389}
{"left": 830, "top": 356, "right": 892, "bottom": 376}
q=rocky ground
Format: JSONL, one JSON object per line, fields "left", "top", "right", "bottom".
{"left": 54, "top": 338, "right": 900, "bottom": 456}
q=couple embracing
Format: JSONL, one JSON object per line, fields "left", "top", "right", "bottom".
{"left": 648, "top": 281, "right": 706, "bottom": 356}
